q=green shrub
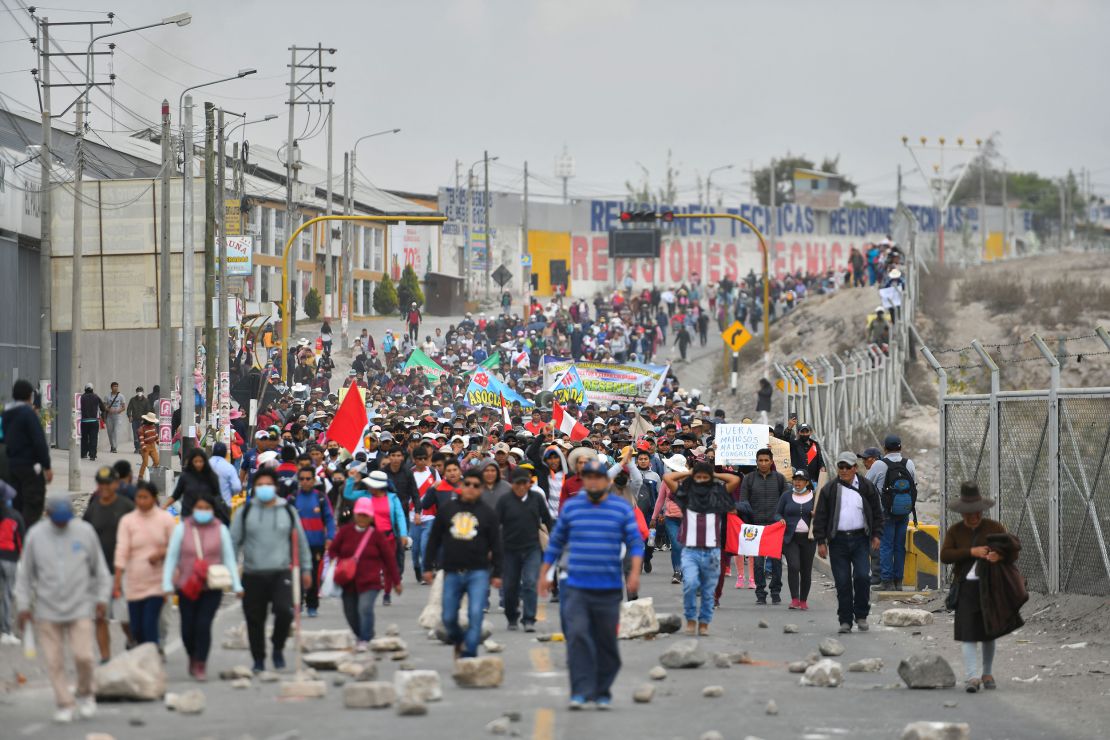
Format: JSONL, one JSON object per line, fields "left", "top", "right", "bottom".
{"left": 373, "top": 273, "right": 398, "bottom": 315}
{"left": 396, "top": 264, "right": 425, "bottom": 312}
{"left": 303, "top": 288, "right": 321, "bottom": 320}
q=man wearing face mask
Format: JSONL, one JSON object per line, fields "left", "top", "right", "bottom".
{"left": 126, "top": 386, "right": 151, "bottom": 454}
{"left": 230, "top": 471, "right": 312, "bottom": 673}
{"left": 16, "top": 497, "right": 111, "bottom": 724}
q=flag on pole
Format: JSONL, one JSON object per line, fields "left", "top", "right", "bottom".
{"left": 479, "top": 352, "right": 501, "bottom": 370}
{"left": 548, "top": 365, "right": 586, "bottom": 405}
{"left": 499, "top": 391, "right": 512, "bottom": 430}
{"left": 552, "top": 399, "right": 589, "bottom": 442}
{"left": 726, "top": 518, "right": 786, "bottom": 558}
{"left": 325, "top": 382, "right": 369, "bottom": 454}
{"left": 402, "top": 348, "right": 448, "bottom": 382}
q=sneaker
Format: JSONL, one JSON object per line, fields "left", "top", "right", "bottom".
{"left": 855, "top": 618, "right": 870, "bottom": 632}
{"left": 0, "top": 633, "right": 21, "bottom": 646}
{"left": 193, "top": 661, "right": 207, "bottom": 682}
{"left": 272, "top": 651, "right": 286, "bottom": 670}
{"left": 76, "top": 696, "right": 97, "bottom": 719}
{"left": 747, "top": 580, "right": 756, "bottom": 590}
{"left": 981, "top": 674, "right": 996, "bottom": 690}
{"left": 698, "top": 623, "right": 709, "bottom": 637}
{"left": 799, "top": 601, "right": 809, "bottom": 610}
{"left": 383, "top": 595, "right": 392, "bottom": 606}
{"left": 643, "top": 560, "right": 652, "bottom": 574}
{"left": 756, "top": 597, "right": 767, "bottom": 606}
{"left": 788, "top": 599, "right": 801, "bottom": 609}
{"left": 523, "top": 623, "right": 536, "bottom": 633}
{"left": 771, "top": 594, "right": 782, "bottom": 605}
{"left": 595, "top": 697, "right": 612, "bottom": 711}
{"left": 568, "top": 695, "right": 588, "bottom": 710}
{"left": 838, "top": 623, "right": 853, "bottom": 634}
{"left": 355, "top": 640, "right": 368, "bottom": 652}
{"left": 671, "top": 571, "right": 682, "bottom": 584}
{"left": 965, "top": 678, "right": 981, "bottom": 693}
{"left": 878, "top": 580, "right": 895, "bottom": 591}
{"left": 53, "top": 707, "right": 75, "bottom": 724}
{"left": 252, "top": 659, "right": 265, "bottom": 674}
{"left": 307, "top": 608, "right": 319, "bottom": 618}
{"left": 506, "top": 623, "right": 519, "bottom": 631}
{"left": 734, "top": 576, "right": 744, "bottom": 589}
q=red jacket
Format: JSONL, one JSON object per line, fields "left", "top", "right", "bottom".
{"left": 328, "top": 523, "right": 400, "bottom": 593}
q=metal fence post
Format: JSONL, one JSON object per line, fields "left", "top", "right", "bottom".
{"left": 971, "top": 340, "right": 1001, "bottom": 513}
{"left": 1031, "top": 333, "right": 1060, "bottom": 593}
{"left": 819, "top": 356, "right": 837, "bottom": 454}
{"left": 920, "top": 344, "right": 948, "bottom": 577}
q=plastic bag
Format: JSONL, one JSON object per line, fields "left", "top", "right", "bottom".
{"left": 320, "top": 555, "right": 342, "bottom": 599}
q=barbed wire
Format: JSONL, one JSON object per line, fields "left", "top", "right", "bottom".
{"left": 930, "top": 332, "right": 1103, "bottom": 356}
{"left": 935, "top": 349, "right": 1110, "bottom": 372}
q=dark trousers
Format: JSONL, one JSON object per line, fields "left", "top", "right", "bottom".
{"left": 753, "top": 555, "right": 782, "bottom": 600}
{"left": 303, "top": 547, "right": 324, "bottom": 610}
{"left": 127, "top": 595, "right": 164, "bottom": 646}
{"left": 408, "top": 323, "right": 419, "bottom": 343}
{"left": 241, "top": 571, "right": 294, "bottom": 663}
{"left": 829, "top": 533, "right": 873, "bottom": 625}
{"left": 9, "top": 464, "right": 46, "bottom": 526}
{"left": 561, "top": 587, "right": 622, "bottom": 701}
{"left": 783, "top": 537, "right": 817, "bottom": 601}
{"left": 80, "top": 420, "right": 99, "bottom": 460}
{"left": 131, "top": 419, "right": 142, "bottom": 452}
{"left": 178, "top": 589, "right": 222, "bottom": 661}
{"left": 502, "top": 546, "right": 541, "bottom": 626}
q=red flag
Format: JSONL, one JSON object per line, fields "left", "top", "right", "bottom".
{"left": 326, "top": 387, "right": 368, "bottom": 454}
{"left": 500, "top": 391, "right": 512, "bottom": 430}
{"left": 725, "top": 518, "right": 786, "bottom": 558}
{"left": 552, "top": 399, "right": 588, "bottom": 442}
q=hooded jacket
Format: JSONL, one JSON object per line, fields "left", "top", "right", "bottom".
{"left": 230, "top": 498, "right": 312, "bottom": 574}
{"left": 15, "top": 518, "right": 111, "bottom": 621}
{"left": 525, "top": 437, "right": 568, "bottom": 518}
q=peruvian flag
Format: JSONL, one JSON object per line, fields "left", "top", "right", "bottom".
{"left": 552, "top": 399, "right": 588, "bottom": 442}
{"left": 325, "top": 385, "right": 369, "bottom": 454}
{"left": 726, "top": 518, "right": 786, "bottom": 558}
{"left": 500, "top": 391, "right": 512, "bottom": 430}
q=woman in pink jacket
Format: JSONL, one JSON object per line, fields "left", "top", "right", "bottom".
{"left": 113, "top": 482, "right": 176, "bottom": 646}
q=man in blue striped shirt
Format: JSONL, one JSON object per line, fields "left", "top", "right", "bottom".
{"left": 539, "top": 460, "right": 643, "bottom": 710}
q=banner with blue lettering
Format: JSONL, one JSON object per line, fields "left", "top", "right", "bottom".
{"left": 542, "top": 356, "right": 670, "bottom": 404}
{"left": 464, "top": 369, "right": 534, "bottom": 410}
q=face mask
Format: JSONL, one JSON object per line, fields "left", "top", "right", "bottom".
{"left": 254, "top": 484, "right": 277, "bottom": 502}
{"left": 328, "top": 449, "right": 339, "bottom": 457}
{"left": 586, "top": 489, "right": 605, "bottom": 503}
{"left": 193, "top": 509, "right": 214, "bottom": 524}
{"left": 332, "top": 478, "right": 344, "bottom": 487}
{"left": 354, "top": 524, "right": 368, "bottom": 532}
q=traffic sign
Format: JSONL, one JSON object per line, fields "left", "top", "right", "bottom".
{"left": 521, "top": 253, "right": 532, "bottom": 267}
{"left": 722, "top": 320, "right": 752, "bottom": 352}
{"left": 492, "top": 264, "right": 513, "bottom": 287}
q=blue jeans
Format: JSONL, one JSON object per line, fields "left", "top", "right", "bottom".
{"left": 880, "top": 514, "right": 910, "bottom": 582}
{"left": 680, "top": 547, "right": 720, "bottom": 624}
{"left": 664, "top": 517, "right": 683, "bottom": 571}
{"left": 502, "top": 547, "right": 542, "bottom": 626}
{"left": 409, "top": 520, "right": 430, "bottom": 579}
{"left": 828, "top": 533, "right": 873, "bottom": 625}
{"left": 442, "top": 569, "right": 491, "bottom": 658}
{"left": 341, "top": 588, "right": 380, "bottom": 641}
{"left": 561, "top": 586, "right": 623, "bottom": 701}
{"left": 127, "top": 595, "right": 164, "bottom": 646}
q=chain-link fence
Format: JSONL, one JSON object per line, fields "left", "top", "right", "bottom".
{"left": 922, "top": 332, "right": 1110, "bottom": 595}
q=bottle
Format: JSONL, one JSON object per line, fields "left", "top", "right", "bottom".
{"left": 647, "top": 528, "right": 656, "bottom": 548}
{"left": 23, "top": 627, "right": 36, "bottom": 659}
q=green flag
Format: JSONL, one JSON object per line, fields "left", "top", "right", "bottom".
{"left": 402, "top": 347, "right": 447, "bottom": 382}
{"left": 479, "top": 352, "right": 500, "bottom": 370}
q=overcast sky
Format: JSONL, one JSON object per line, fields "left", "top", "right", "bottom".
{"left": 3, "top": 0, "right": 1108, "bottom": 205}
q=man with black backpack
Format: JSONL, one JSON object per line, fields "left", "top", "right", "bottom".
{"left": 865, "top": 434, "right": 917, "bottom": 592}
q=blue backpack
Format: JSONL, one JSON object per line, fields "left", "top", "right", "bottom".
{"left": 882, "top": 457, "right": 916, "bottom": 517}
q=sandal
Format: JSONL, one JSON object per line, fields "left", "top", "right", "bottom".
{"left": 981, "top": 674, "right": 996, "bottom": 690}
{"left": 965, "top": 678, "right": 981, "bottom": 693}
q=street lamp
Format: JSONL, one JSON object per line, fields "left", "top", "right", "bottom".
{"left": 465, "top": 154, "right": 498, "bottom": 297}
{"left": 178, "top": 68, "right": 257, "bottom": 138}
{"left": 226, "top": 113, "right": 278, "bottom": 140}
{"left": 706, "top": 163, "right": 734, "bottom": 209}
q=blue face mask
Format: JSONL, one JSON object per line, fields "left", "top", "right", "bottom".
{"left": 193, "top": 509, "right": 214, "bottom": 525}
{"left": 254, "top": 484, "right": 277, "bottom": 502}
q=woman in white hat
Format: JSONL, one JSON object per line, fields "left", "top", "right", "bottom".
{"left": 137, "top": 412, "right": 160, "bottom": 481}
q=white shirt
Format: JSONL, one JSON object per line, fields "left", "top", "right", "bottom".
{"left": 836, "top": 476, "right": 866, "bottom": 532}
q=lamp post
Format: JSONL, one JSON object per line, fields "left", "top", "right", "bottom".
{"left": 464, "top": 154, "right": 497, "bottom": 299}
{"left": 705, "top": 163, "right": 734, "bottom": 210}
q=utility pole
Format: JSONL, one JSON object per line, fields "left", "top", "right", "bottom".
{"left": 483, "top": 149, "right": 491, "bottom": 300}
{"left": 340, "top": 151, "right": 349, "bottom": 343}
{"left": 455, "top": 159, "right": 462, "bottom": 279}
{"left": 67, "top": 98, "right": 84, "bottom": 491}
{"left": 38, "top": 18, "right": 52, "bottom": 437}
{"left": 522, "top": 160, "right": 529, "bottom": 308}
{"left": 284, "top": 46, "right": 297, "bottom": 379}
{"left": 324, "top": 102, "right": 334, "bottom": 319}
{"left": 203, "top": 103, "right": 216, "bottom": 437}
{"left": 465, "top": 168, "right": 473, "bottom": 299}
{"left": 896, "top": 164, "right": 903, "bottom": 205}
{"left": 180, "top": 96, "right": 196, "bottom": 455}
{"left": 158, "top": 100, "right": 172, "bottom": 476}
{"left": 979, "top": 152, "right": 987, "bottom": 261}
{"left": 1001, "top": 164, "right": 1008, "bottom": 256}
{"left": 217, "top": 107, "right": 229, "bottom": 443}
{"left": 1059, "top": 179, "right": 1066, "bottom": 251}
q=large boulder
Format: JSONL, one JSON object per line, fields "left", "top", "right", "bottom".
{"left": 394, "top": 670, "right": 443, "bottom": 702}
{"left": 418, "top": 571, "right": 445, "bottom": 629}
{"left": 338, "top": 660, "right": 378, "bottom": 681}
{"left": 800, "top": 659, "right": 843, "bottom": 687}
{"left": 619, "top": 597, "right": 660, "bottom": 639}
{"left": 882, "top": 609, "right": 936, "bottom": 627}
{"left": 656, "top": 613, "right": 682, "bottom": 634}
{"left": 848, "top": 658, "right": 884, "bottom": 673}
{"left": 343, "top": 681, "right": 396, "bottom": 709}
{"left": 898, "top": 654, "right": 957, "bottom": 689}
{"left": 94, "top": 643, "right": 166, "bottom": 701}
{"left": 659, "top": 639, "right": 708, "bottom": 669}
{"left": 452, "top": 657, "right": 504, "bottom": 688}
{"left": 818, "top": 638, "right": 845, "bottom": 657}
{"left": 901, "top": 721, "right": 970, "bottom": 740}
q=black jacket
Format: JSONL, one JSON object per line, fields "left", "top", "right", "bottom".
{"left": 495, "top": 491, "right": 552, "bottom": 552}
{"left": 1, "top": 403, "right": 51, "bottom": 470}
{"left": 425, "top": 497, "right": 502, "bottom": 578}
{"left": 738, "top": 470, "right": 788, "bottom": 524}
{"left": 811, "top": 475, "right": 883, "bottom": 544}
{"left": 384, "top": 465, "right": 418, "bottom": 511}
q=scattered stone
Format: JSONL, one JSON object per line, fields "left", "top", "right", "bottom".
{"left": 898, "top": 654, "right": 957, "bottom": 689}
{"left": 901, "top": 721, "right": 970, "bottom": 740}
{"left": 660, "top": 639, "right": 708, "bottom": 669}
{"left": 343, "top": 681, "right": 396, "bottom": 709}
{"left": 418, "top": 570, "right": 446, "bottom": 629}
{"left": 279, "top": 678, "right": 327, "bottom": 699}
{"left": 300, "top": 629, "right": 355, "bottom": 652}
{"left": 399, "top": 662, "right": 415, "bottom": 671}
{"left": 332, "top": 676, "right": 347, "bottom": 687}
{"left": 219, "top": 665, "right": 254, "bottom": 681}
{"left": 702, "top": 685, "right": 724, "bottom": 698}
{"left": 230, "top": 677, "right": 252, "bottom": 689}
{"left": 758, "top": 619, "right": 769, "bottom": 628}
{"left": 783, "top": 624, "right": 799, "bottom": 634}
{"left": 701, "top": 731, "right": 724, "bottom": 740}
{"left": 502, "top": 711, "right": 522, "bottom": 722}
{"left": 818, "top": 637, "right": 845, "bottom": 657}
{"left": 165, "top": 689, "right": 205, "bottom": 714}
{"left": 943, "top": 701, "right": 958, "bottom": 708}
{"left": 486, "top": 716, "right": 512, "bottom": 735}
{"left": 713, "top": 653, "right": 732, "bottom": 668}
{"left": 257, "top": 671, "right": 281, "bottom": 683}
{"left": 396, "top": 699, "right": 428, "bottom": 716}
{"left": 94, "top": 643, "right": 166, "bottom": 701}
{"left": 807, "top": 652, "right": 821, "bottom": 665}
{"left": 848, "top": 658, "right": 885, "bottom": 673}
{"left": 394, "top": 669, "right": 443, "bottom": 702}
{"left": 483, "top": 639, "right": 504, "bottom": 653}
{"left": 619, "top": 597, "right": 661, "bottom": 639}
{"left": 787, "top": 661, "right": 809, "bottom": 673}
{"left": 633, "top": 684, "right": 655, "bottom": 703}
{"left": 337, "top": 661, "right": 377, "bottom": 681}
{"left": 434, "top": 621, "right": 494, "bottom": 644}
{"left": 390, "top": 651, "right": 409, "bottom": 662}
{"left": 385, "top": 624, "right": 401, "bottom": 636}
{"left": 648, "top": 665, "right": 668, "bottom": 681}
{"left": 128, "top": 715, "right": 145, "bottom": 727}
{"left": 86, "top": 734, "right": 115, "bottom": 740}
{"left": 452, "top": 657, "right": 504, "bottom": 688}
{"left": 800, "top": 659, "right": 843, "bottom": 687}
{"left": 882, "top": 609, "right": 936, "bottom": 627}
{"left": 369, "top": 636, "right": 408, "bottom": 653}
{"left": 656, "top": 613, "right": 682, "bottom": 634}
{"left": 535, "top": 633, "right": 553, "bottom": 643}
{"left": 765, "top": 699, "right": 779, "bottom": 716}
{"left": 302, "top": 650, "right": 352, "bottom": 670}
{"left": 221, "top": 622, "right": 256, "bottom": 650}
{"left": 731, "top": 651, "right": 753, "bottom": 665}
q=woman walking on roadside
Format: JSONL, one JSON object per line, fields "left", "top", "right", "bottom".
{"left": 113, "top": 482, "right": 175, "bottom": 646}
{"left": 776, "top": 470, "right": 817, "bottom": 610}
{"left": 328, "top": 497, "right": 401, "bottom": 650}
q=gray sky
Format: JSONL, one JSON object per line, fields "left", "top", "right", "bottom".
{"left": 3, "top": 0, "right": 1108, "bottom": 205}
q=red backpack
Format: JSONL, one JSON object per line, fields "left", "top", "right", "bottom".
{"left": 0, "top": 517, "right": 22, "bottom": 557}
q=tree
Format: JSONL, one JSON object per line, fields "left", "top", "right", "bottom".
{"left": 753, "top": 154, "right": 857, "bottom": 205}
{"left": 396, "top": 264, "right": 425, "bottom": 313}
{"left": 373, "top": 272, "right": 397, "bottom": 315}
{"left": 303, "top": 287, "right": 321, "bottom": 320}
{"left": 624, "top": 149, "right": 681, "bottom": 205}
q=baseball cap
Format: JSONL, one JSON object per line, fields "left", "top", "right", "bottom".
{"left": 792, "top": 468, "right": 810, "bottom": 480}
{"left": 798, "top": 423, "right": 812, "bottom": 433}
{"left": 353, "top": 497, "right": 374, "bottom": 516}
{"left": 580, "top": 460, "right": 608, "bottom": 477}
{"left": 883, "top": 434, "right": 902, "bottom": 450}
{"left": 836, "top": 451, "right": 858, "bottom": 467}
{"left": 95, "top": 465, "right": 119, "bottom": 484}
{"left": 509, "top": 468, "right": 532, "bottom": 483}
{"left": 858, "top": 447, "right": 882, "bottom": 460}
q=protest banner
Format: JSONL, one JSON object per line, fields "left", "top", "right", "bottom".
{"left": 548, "top": 365, "right": 587, "bottom": 405}
{"left": 541, "top": 356, "right": 670, "bottom": 404}
{"left": 714, "top": 423, "right": 768, "bottom": 466}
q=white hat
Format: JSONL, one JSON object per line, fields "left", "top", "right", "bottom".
{"left": 664, "top": 454, "right": 689, "bottom": 473}
{"left": 509, "top": 447, "right": 525, "bottom": 460}
{"left": 257, "top": 450, "right": 279, "bottom": 466}
{"left": 367, "top": 470, "right": 389, "bottom": 489}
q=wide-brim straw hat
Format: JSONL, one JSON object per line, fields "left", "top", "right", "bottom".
{"left": 947, "top": 482, "right": 995, "bottom": 513}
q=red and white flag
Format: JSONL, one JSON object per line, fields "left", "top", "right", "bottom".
{"left": 499, "top": 391, "right": 512, "bottom": 430}
{"left": 552, "top": 399, "right": 589, "bottom": 442}
{"left": 325, "top": 386, "right": 369, "bottom": 454}
{"left": 726, "top": 518, "right": 786, "bottom": 558}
